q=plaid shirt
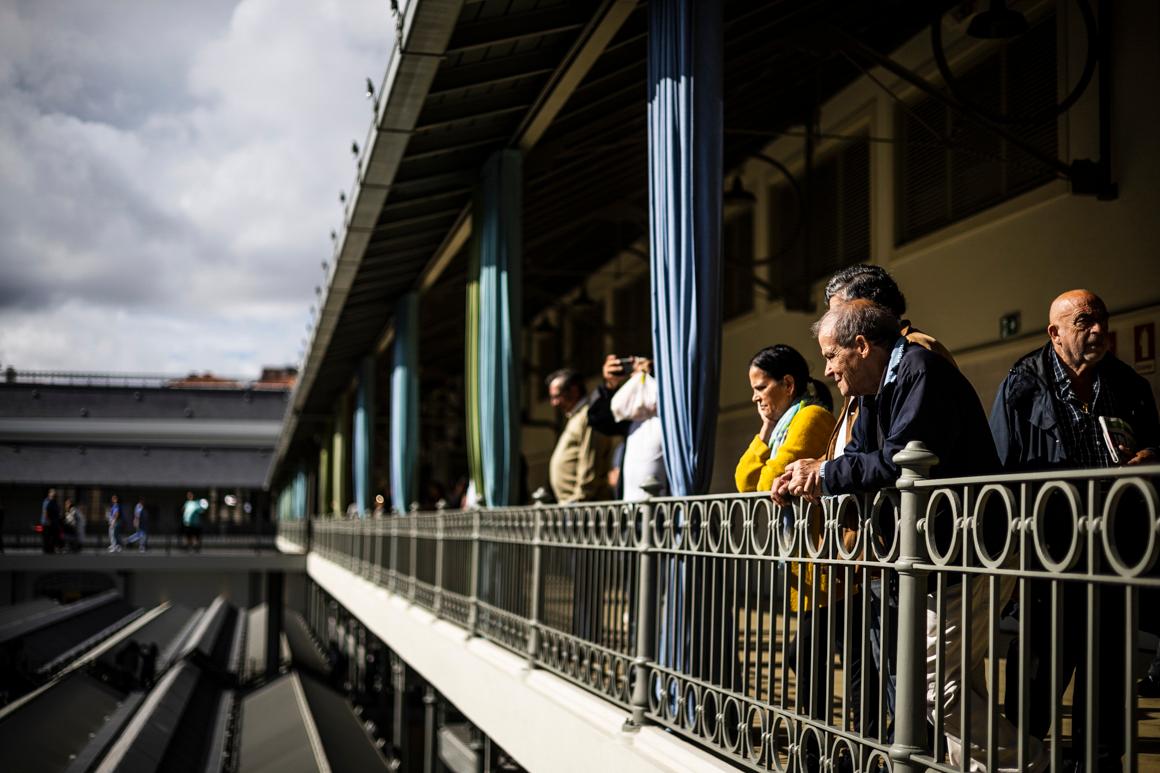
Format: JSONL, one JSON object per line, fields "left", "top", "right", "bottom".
{"left": 1050, "top": 349, "right": 1115, "bottom": 468}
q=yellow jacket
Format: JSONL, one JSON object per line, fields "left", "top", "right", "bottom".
{"left": 734, "top": 404, "right": 835, "bottom": 492}
{"left": 734, "top": 403, "right": 836, "bottom": 611}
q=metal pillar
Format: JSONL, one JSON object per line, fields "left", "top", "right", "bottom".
{"left": 423, "top": 686, "right": 437, "bottom": 773}
{"left": 624, "top": 495, "right": 656, "bottom": 730}
{"left": 265, "top": 571, "right": 284, "bottom": 679}
{"left": 890, "top": 441, "right": 938, "bottom": 773}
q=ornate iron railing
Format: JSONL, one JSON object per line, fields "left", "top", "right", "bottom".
{"left": 286, "top": 443, "right": 1160, "bottom": 772}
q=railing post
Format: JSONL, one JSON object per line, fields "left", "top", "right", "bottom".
{"left": 467, "top": 510, "right": 480, "bottom": 637}
{"left": 890, "top": 441, "right": 938, "bottom": 773}
{"left": 625, "top": 489, "right": 658, "bottom": 731}
{"left": 389, "top": 517, "right": 399, "bottom": 593}
{"left": 409, "top": 515, "right": 418, "bottom": 601}
{"left": 527, "top": 507, "right": 543, "bottom": 668}
{"left": 433, "top": 514, "right": 444, "bottom": 617}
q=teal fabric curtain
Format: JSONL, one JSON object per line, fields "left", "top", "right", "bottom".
{"left": 293, "top": 469, "right": 307, "bottom": 520}
{"left": 353, "top": 355, "right": 375, "bottom": 515}
{"left": 391, "top": 293, "right": 419, "bottom": 512}
{"left": 473, "top": 149, "right": 523, "bottom": 507}
{"left": 648, "top": 0, "right": 723, "bottom": 497}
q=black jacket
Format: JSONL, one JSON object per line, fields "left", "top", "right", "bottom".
{"left": 586, "top": 384, "right": 631, "bottom": 438}
{"left": 989, "top": 343, "right": 1160, "bottom": 471}
{"left": 826, "top": 342, "right": 999, "bottom": 494}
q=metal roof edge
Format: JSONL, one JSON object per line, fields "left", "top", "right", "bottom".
{"left": 268, "top": 0, "right": 465, "bottom": 489}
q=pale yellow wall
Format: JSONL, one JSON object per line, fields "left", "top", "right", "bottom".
{"left": 524, "top": 0, "right": 1160, "bottom": 495}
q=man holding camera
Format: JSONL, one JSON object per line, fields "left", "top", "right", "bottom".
{"left": 588, "top": 354, "right": 668, "bottom": 500}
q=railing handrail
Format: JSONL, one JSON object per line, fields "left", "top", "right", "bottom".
{"left": 287, "top": 449, "right": 1160, "bottom": 771}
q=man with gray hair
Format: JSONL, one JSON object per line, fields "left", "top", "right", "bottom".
{"left": 774, "top": 299, "right": 1041, "bottom": 772}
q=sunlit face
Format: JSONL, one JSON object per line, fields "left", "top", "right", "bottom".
{"left": 1049, "top": 296, "right": 1109, "bottom": 370}
{"left": 819, "top": 328, "right": 875, "bottom": 397}
{"left": 748, "top": 366, "right": 795, "bottom": 422}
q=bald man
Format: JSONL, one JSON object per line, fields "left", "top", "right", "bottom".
{"left": 991, "top": 289, "right": 1158, "bottom": 469}
{"left": 990, "top": 290, "right": 1159, "bottom": 770}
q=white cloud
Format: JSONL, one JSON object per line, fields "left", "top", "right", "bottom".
{"left": 0, "top": 0, "right": 394, "bottom": 376}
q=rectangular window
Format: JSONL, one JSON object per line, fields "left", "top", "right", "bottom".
{"left": 767, "top": 136, "right": 871, "bottom": 305}
{"left": 612, "top": 275, "right": 652, "bottom": 358}
{"left": 722, "top": 209, "right": 755, "bottom": 320}
{"left": 896, "top": 14, "right": 1058, "bottom": 245}
{"left": 567, "top": 300, "right": 605, "bottom": 379}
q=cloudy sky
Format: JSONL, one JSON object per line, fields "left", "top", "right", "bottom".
{"left": 0, "top": 0, "right": 394, "bottom": 377}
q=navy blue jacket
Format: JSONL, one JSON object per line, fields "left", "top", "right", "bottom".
{"left": 990, "top": 343, "right": 1160, "bottom": 471}
{"left": 826, "top": 342, "right": 998, "bottom": 493}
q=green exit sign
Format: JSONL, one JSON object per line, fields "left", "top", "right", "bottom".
{"left": 1000, "top": 312, "right": 1021, "bottom": 339}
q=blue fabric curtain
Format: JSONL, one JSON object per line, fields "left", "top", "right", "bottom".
{"left": 648, "top": 0, "right": 723, "bottom": 496}
{"left": 474, "top": 149, "right": 523, "bottom": 507}
{"left": 391, "top": 293, "right": 419, "bottom": 511}
{"left": 353, "top": 355, "right": 375, "bottom": 515}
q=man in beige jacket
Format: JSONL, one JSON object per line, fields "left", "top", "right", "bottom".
{"left": 546, "top": 369, "right": 613, "bottom": 502}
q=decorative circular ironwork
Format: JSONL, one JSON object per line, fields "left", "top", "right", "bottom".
{"left": 706, "top": 500, "right": 727, "bottom": 553}
{"left": 750, "top": 497, "right": 774, "bottom": 556}
{"left": 796, "top": 725, "right": 823, "bottom": 773}
{"left": 598, "top": 505, "right": 614, "bottom": 546}
{"left": 834, "top": 495, "right": 864, "bottom": 561}
{"left": 720, "top": 695, "right": 743, "bottom": 753}
{"left": 614, "top": 656, "right": 630, "bottom": 701}
{"left": 776, "top": 502, "right": 798, "bottom": 557}
{"left": 769, "top": 713, "right": 793, "bottom": 773}
{"left": 830, "top": 737, "right": 858, "bottom": 773}
{"left": 924, "top": 488, "right": 963, "bottom": 566}
{"left": 802, "top": 501, "right": 827, "bottom": 559}
{"left": 653, "top": 502, "right": 671, "bottom": 549}
{"left": 745, "top": 704, "right": 766, "bottom": 763}
{"left": 971, "top": 485, "right": 1017, "bottom": 569}
{"left": 663, "top": 675, "right": 682, "bottom": 723}
{"left": 682, "top": 681, "right": 702, "bottom": 733}
{"left": 1031, "top": 481, "right": 1083, "bottom": 573}
{"left": 647, "top": 671, "right": 663, "bottom": 714}
{"left": 687, "top": 500, "right": 705, "bottom": 551}
{"left": 583, "top": 506, "right": 598, "bottom": 544}
{"left": 869, "top": 490, "right": 901, "bottom": 562}
{"left": 727, "top": 499, "right": 748, "bottom": 554}
{"left": 699, "top": 688, "right": 720, "bottom": 742}
{"left": 1101, "top": 477, "right": 1159, "bottom": 577}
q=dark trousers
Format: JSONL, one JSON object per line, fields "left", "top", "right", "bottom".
{"left": 1004, "top": 579, "right": 1125, "bottom": 772}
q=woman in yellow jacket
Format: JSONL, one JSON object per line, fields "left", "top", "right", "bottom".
{"left": 735, "top": 345, "right": 837, "bottom": 721}
{"left": 735, "top": 344, "right": 835, "bottom": 493}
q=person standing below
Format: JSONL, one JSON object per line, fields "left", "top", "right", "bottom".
{"left": 181, "top": 492, "right": 205, "bottom": 551}
{"left": 125, "top": 497, "right": 149, "bottom": 552}
{"left": 546, "top": 369, "right": 613, "bottom": 503}
{"left": 990, "top": 289, "right": 1159, "bottom": 771}
{"left": 41, "top": 489, "right": 61, "bottom": 553}
{"left": 774, "top": 300, "right": 1042, "bottom": 772}
{"left": 106, "top": 494, "right": 123, "bottom": 552}
{"left": 62, "top": 498, "right": 81, "bottom": 552}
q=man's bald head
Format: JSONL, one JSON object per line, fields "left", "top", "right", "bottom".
{"left": 1047, "top": 289, "right": 1110, "bottom": 374}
